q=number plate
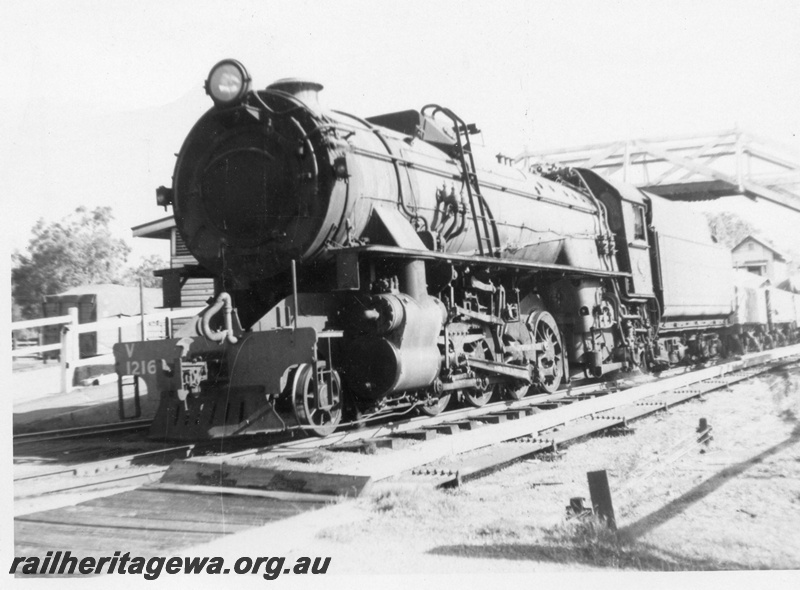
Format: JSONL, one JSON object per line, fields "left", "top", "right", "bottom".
{"left": 125, "top": 359, "right": 157, "bottom": 376}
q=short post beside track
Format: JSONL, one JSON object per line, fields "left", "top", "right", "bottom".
{"left": 587, "top": 469, "right": 617, "bottom": 530}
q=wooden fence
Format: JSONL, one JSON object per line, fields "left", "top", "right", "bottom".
{"left": 11, "top": 307, "right": 203, "bottom": 393}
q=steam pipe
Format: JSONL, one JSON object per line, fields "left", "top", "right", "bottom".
{"left": 200, "top": 292, "right": 238, "bottom": 344}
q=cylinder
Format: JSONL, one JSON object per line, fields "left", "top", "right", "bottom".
{"left": 342, "top": 294, "right": 442, "bottom": 399}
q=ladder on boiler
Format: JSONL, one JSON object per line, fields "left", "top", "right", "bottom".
{"left": 422, "top": 105, "right": 501, "bottom": 257}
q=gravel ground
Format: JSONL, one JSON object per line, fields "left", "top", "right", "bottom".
{"left": 286, "top": 364, "right": 800, "bottom": 578}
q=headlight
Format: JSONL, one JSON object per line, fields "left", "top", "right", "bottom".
{"left": 205, "top": 59, "right": 251, "bottom": 106}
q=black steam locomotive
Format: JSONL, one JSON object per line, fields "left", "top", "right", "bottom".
{"left": 115, "top": 59, "right": 751, "bottom": 440}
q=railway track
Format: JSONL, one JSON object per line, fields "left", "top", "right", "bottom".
{"left": 14, "top": 420, "right": 153, "bottom": 445}
{"left": 88, "top": 345, "right": 799, "bottom": 508}
{"left": 187, "top": 348, "right": 789, "bottom": 472}
{"left": 16, "top": 345, "right": 799, "bottom": 497}
{"left": 13, "top": 344, "right": 800, "bottom": 568}
{"left": 10, "top": 375, "right": 620, "bottom": 501}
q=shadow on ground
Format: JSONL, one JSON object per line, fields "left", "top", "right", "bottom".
{"left": 427, "top": 536, "right": 744, "bottom": 571}
{"left": 620, "top": 423, "right": 800, "bottom": 541}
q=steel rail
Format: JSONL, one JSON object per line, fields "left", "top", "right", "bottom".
{"left": 13, "top": 420, "right": 153, "bottom": 445}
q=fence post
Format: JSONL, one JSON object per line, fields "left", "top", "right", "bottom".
{"left": 60, "top": 307, "right": 79, "bottom": 393}
{"left": 139, "top": 278, "right": 145, "bottom": 341}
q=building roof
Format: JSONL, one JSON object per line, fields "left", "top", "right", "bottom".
{"left": 731, "top": 234, "right": 788, "bottom": 262}
{"left": 132, "top": 216, "right": 174, "bottom": 240}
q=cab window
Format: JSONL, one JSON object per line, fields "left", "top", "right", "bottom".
{"left": 633, "top": 205, "right": 647, "bottom": 241}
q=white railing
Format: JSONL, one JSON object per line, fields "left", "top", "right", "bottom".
{"left": 11, "top": 307, "right": 203, "bottom": 393}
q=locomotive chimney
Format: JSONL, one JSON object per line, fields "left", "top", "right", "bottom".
{"left": 267, "top": 78, "right": 324, "bottom": 110}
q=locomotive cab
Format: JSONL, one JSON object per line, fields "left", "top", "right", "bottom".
{"left": 588, "top": 176, "right": 656, "bottom": 299}
{"left": 620, "top": 197, "right": 656, "bottom": 297}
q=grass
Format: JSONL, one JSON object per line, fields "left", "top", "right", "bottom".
{"left": 528, "top": 515, "right": 738, "bottom": 570}
{"left": 545, "top": 517, "right": 652, "bottom": 568}
{"left": 364, "top": 484, "right": 719, "bottom": 570}
{"left": 368, "top": 484, "right": 462, "bottom": 518}
{"left": 316, "top": 479, "right": 750, "bottom": 571}
{"left": 421, "top": 514, "right": 737, "bottom": 570}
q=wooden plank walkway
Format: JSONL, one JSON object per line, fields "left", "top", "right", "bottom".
{"left": 15, "top": 487, "right": 326, "bottom": 561}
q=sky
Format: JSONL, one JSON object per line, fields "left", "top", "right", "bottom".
{"left": 3, "top": 0, "right": 800, "bottom": 266}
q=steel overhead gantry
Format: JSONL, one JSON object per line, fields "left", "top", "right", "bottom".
{"left": 515, "top": 129, "right": 800, "bottom": 214}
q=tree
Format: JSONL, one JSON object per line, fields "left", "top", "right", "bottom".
{"left": 704, "top": 211, "right": 757, "bottom": 249}
{"left": 121, "top": 255, "right": 167, "bottom": 288}
{"left": 12, "top": 206, "right": 131, "bottom": 318}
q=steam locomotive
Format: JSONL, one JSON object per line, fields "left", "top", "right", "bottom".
{"left": 114, "top": 59, "right": 785, "bottom": 440}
